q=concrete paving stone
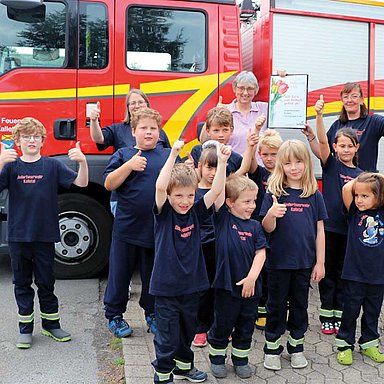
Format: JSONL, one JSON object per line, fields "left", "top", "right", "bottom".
{"left": 341, "top": 367, "right": 363, "bottom": 383}
{"left": 306, "top": 371, "right": 325, "bottom": 383}
{"left": 276, "top": 367, "right": 307, "bottom": 383}
{"left": 125, "top": 364, "right": 153, "bottom": 378}
{"left": 312, "top": 363, "right": 343, "bottom": 380}
{"left": 124, "top": 353, "right": 152, "bottom": 366}
{"left": 314, "top": 340, "right": 335, "bottom": 357}
{"left": 361, "top": 373, "right": 384, "bottom": 383}
{"left": 306, "top": 351, "right": 329, "bottom": 364}
{"left": 325, "top": 380, "right": 344, "bottom": 384}
{"left": 268, "top": 374, "right": 290, "bottom": 383}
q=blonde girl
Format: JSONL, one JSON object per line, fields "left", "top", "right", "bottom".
{"left": 260, "top": 139, "right": 327, "bottom": 371}
{"left": 336, "top": 172, "right": 384, "bottom": 365}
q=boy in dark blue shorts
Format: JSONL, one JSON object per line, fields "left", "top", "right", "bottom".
{"left": 103, "top": 108, "right": 172, "bottom": 337}
{"left": 0, "top": 117, "right": 88, "bottom": 349}
{"left": 208, "top": 175, "right": 267, "bottom": 379}
{"left": 151, "top": 140, "right": 231, "bottom": 384}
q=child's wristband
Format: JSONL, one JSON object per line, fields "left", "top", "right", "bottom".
{"left": 307, "top": 136, "right": 316, "bottom": 142}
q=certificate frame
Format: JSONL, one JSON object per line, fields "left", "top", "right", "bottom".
{"left": 268, "top": 74, "right": 308, "bottom": 129}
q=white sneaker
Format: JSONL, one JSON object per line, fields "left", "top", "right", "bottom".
{"left": 290, "top": 352, "right": 308, "bottom": 368}
{"left": 264, "top": 354, "right": 281, "bottom": 370}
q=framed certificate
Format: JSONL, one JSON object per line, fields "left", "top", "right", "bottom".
{"left": 268, "top": 74, "right": 308, "bottom": 129}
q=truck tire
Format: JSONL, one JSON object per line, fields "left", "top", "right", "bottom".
{"left": 54, "top": 193, "right": 112, "bottom": 279}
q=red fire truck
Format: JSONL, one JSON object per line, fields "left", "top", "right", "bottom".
{"left": 0, "top": 0, "right": 383, "bottom": 278}
{"left": 0, "top": 0, "right": 242, "bottom": 278}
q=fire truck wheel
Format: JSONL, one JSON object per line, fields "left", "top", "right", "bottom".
{"left": 54, "top": 193, "right": 112, "bottom": 279}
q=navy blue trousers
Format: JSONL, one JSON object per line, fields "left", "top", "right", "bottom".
{"left": 196, "top": 241, "right": 215, "bottom": 333}
{"left": 319, "top": 231, "right": 346, "bottom": 322}
{"left": 104, "top": 237, "right": 154, "bottom": 319}
{"left": 337, "top": 280, "right": 384, "bottom": 351}
{"left": 264, "top": 268, "right": 311, "bottom": 355}
{"left": 258, "top": 266, "right": 268, "bottom": 318}
{"left": 152, "top": 294, "right": 200, "bottom": 378}
{"left": 9, "top": 242, "right": 60, "bottom": 333}
{"left": 208, "top": 289, "right": 259, "bottom": 365}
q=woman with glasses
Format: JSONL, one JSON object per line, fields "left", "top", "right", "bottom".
{"left": 324, "top": 82, "right": 384, "bottom": 172}
{"left": 89, "top": 89, "right": 170, "bottom": 153}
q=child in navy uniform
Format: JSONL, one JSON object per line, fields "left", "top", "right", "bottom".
{"left": 191, "top": 107, "right": 242, "bottom": 175}
{"left": 336, "top": 172, "right": 384, "bottom": 365}
{"left": 260, "top": 140, "right": 327, "bottom": 371}
{"left": 0, "top": 117, "right": 88, "bottom": 349}
{"left": 208, "top": 175, "right": 267, "bottom": 379}
{"left": 103, "top": 108, "right": 171, "bottom": 337}
{"left": 311, "top": 95, "right": 362, "bottom": 335}
{"left": 151, "top": 140, "right": 231, "bottom": 384}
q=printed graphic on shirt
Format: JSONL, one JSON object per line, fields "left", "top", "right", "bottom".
{"left": 358, "top": 214, "right": 384, "bottom": 246}
{"left": 175, "top": 224, "right": 195, "bottom": 238}
{"left": 17, "top": 174, "right": 44, "bottom": 184}
{"left": 231, "top": 224, "right": 252, "bottom": 241}
{"left": 285, "top": 202, "right": 310, "bottom": 213}
{"left": 339, "top": 173, "right": 356, "bottom": 184}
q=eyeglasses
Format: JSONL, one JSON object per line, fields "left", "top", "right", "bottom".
{"left": 20, "top": 135, "right": 43, "bottom": 141}
{"left": 342, "top": 94, "right": 361, "bottom": 101}
{"left": 236, "top": 86, "right": 256, "bottom": 93}
{"left": 128, "top": 100, "right": 147, "bottom": 107}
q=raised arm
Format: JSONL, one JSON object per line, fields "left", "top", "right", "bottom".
{"left": 155, "top": 140, "right": 184, "bottom": 212}
{"left": 68, "top": 141, "right": 89, "bottom": 187}
{"left": 235, "top": 129, "right": 259, "bottom": 176}
{"left": 342, "top": 178, "right": 355, "bottom": 211}
{"left": 0, "top": 142, "right": 18, "bottom": 172}
{"left": 89, "top": 101, "right": 105, "bottom": 144}
{"left": 204, "top": 144, "right": 231, "bottom": 209}
{"left": 104, "top": 149, "right": 147, "bottom": 191}
{"left": 261, "top": 194, "right": 287, "bottom": 233}
{"left": 314, "top": 95, "right": 330, "bottom": 164}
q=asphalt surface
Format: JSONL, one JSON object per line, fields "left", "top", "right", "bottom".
{"left": 0, "top": 254, "right": 101, "bottom": 384}
{"left": 122, "top": 275, "right": 384, "bottom": 383}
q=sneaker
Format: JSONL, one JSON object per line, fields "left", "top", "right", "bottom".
{"left": 210, "top": 363, "right": 227, "bottom": 378}
{"left": 290, "top": 352, "right": 308, "bottom": 368}
{"left": 192, "top": 333, "right": 207, "bottom": 347}
{"left": 41, "top": 328, "right": 71, "bottom": 342}
{"left": 337, "top": 349, "right": 353, "bottom": 365}
{"left": 361, "top": 346, "right": 384, "bottom": 363}
{"left": 173, "top": 367, "right": 207, "bottom": 382}
{"left": 154, "top": 372, "right": 174, "bottom": 384}
{"left": 263, "top": 354, "right": 281, "bottom": 370}
{"left": 146, "top": 313, "right": 156, "bottom": 334}
{"left": 321, "top": 321, "right": 334, "bottom": 335}
{"left": 16, "top": 333, "right": 32, "bottom": 349}
{"left": 108, "top": 316, "right": 133, "bottom": 338}
{"left": 256, "top": 317, "right": 266, "bottom": 330}
{"left": 234, "top": 364, "right": 253, "bottom": 378}
{"left": 334, "top": 321, "right": 341, "bottom": 334}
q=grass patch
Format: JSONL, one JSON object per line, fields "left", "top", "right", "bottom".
{"left": 110, "top": 336, "right": 123, "bottom": 350}
{"left": 113, "top": 357, "right": 125, "bottom": 367}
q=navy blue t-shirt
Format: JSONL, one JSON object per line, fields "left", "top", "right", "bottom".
{"left": 191, "top": 144, "right": 242, "bottom": 176}
{"left": 321, "top": 155, "right": 362, "bottom": 234}
{"left": 342, "top": 202, "right": 384, "bottom": 284}
{"left": 212, "top": 205, "right": 267, "bottom": 298}
{"left": 195, "top": 187, "right": 215, "bottom": 244}
{"left": 0, "top": 157, "right": 77, "bottom": 242}
{"left": 150, "top": 198, "right": 211, "bottom": 296}
{"left": 103, "top": 146, "right": 170, "bottom": 247}
{"left": 259, "top": 189, "right": 328, "bottom": 269}
{"left": 97, "top": 122, "right": 170, "bottom": 152}
{"left": 327, "top": 114, "right": 384, "bottom": 172}
{"left": 249, "top": 166, "right": 271, "bottom": 221}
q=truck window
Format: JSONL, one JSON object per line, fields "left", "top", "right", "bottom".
{"left": 0, "top": 1, "right": 66, "bottom": 75}
{"left": 79, "top": 2, "right": 108, "bottom": 69}
{"left": 126, "top": 6, "right": 206, "bottom": 73}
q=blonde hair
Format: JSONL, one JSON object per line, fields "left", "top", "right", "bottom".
{"left": 226, "top": 174, "right": 258, "bottom": 201}
{"left": 268, "top": 140, "right": 317, "bottom": 198}
{"left": 12, "top": 117, "right": 47, "bottom": 141}
{"left": 206, "top": 107, "right": 234, "bottom": 130}
{"left": 259, "top": 129, "right": 283, "bottom": 151}
{"left": 131, "top": 108, "right": 162, "bottom": 130}
{"left": 167, "top": 163, "right": 198, "bottom": 194}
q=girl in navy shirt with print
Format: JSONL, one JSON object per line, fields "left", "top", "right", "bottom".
{"left": 260, "top": 140, "right": 327, "bottom": 371}
{"left": 336, "top": 172, "right": 384, "bottom": 365}
{"left": 313, "top": 95, "right": 363, "bottom": 335}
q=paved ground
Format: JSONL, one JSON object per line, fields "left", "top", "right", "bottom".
{"left": 122, "top": 276, "right": 384, "bottom": 383}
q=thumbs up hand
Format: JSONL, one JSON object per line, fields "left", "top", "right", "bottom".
{"left": 0, "top": 141, "right": 18, "bottom": 165}
{"left": 68, "top": 141, "right": 86, "bottom": 163}
{"left": 128, "top": 149, "right": 147, "bottom": 172}
{"left": 184, "top": 151, "right": 195, "bottom": 169}
{"left": 217, "top": 95, "right": 225, "bottom": 107}
{"left": 315, "top": 94, "right": 324, "bottom": 115}
{"left": 90, "top": 101, "right": 101, "bottom": 121}
{"left": 269, "top": 195, "right": 287, "bottom": 218}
